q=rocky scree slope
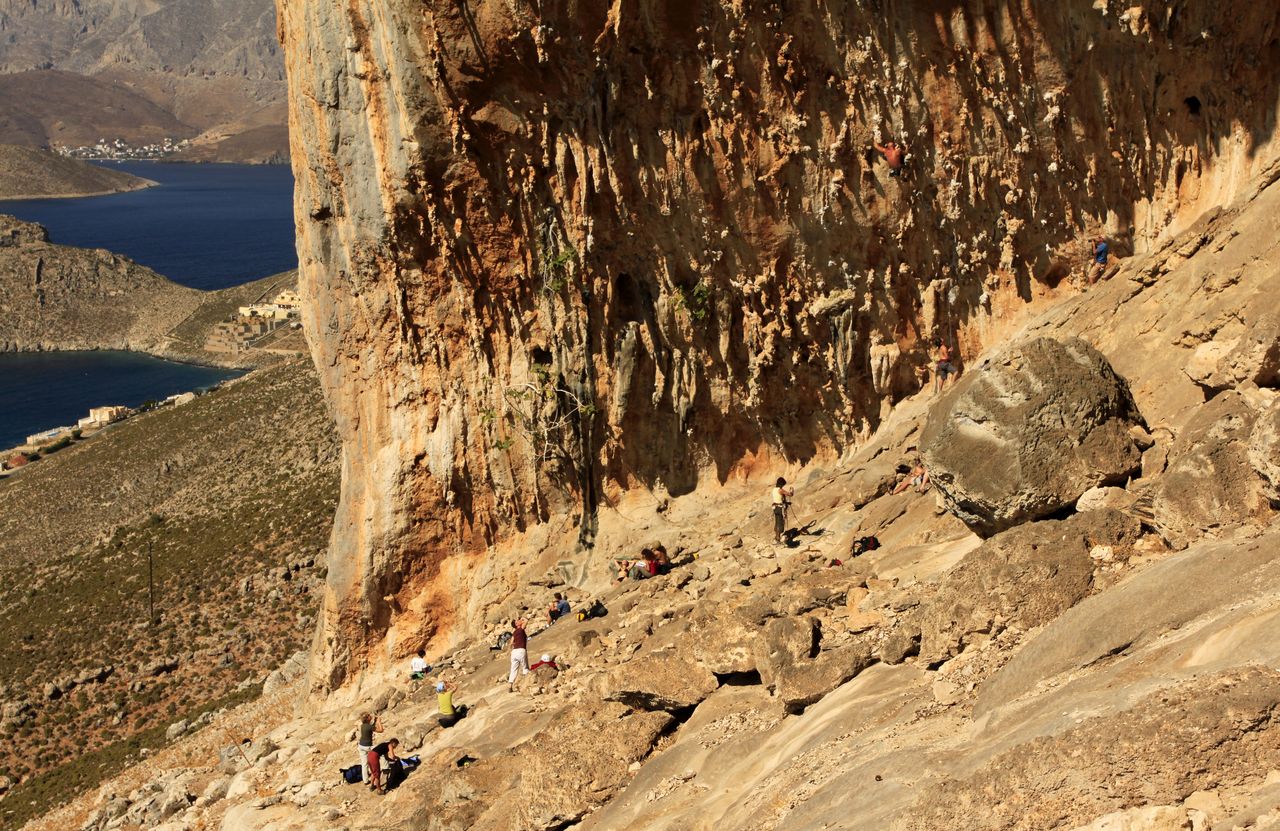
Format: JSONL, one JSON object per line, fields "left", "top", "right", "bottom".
{"left": 277, "top": 0, "right": 1280, "bottom": 689}
{"left": 40, "top": 165, "right": 1280, "bottom": 831}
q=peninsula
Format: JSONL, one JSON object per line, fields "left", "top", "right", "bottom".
{"left": 0, "top": 144, "right": 154, "bottom": 200}
{"left": 0, "top": 215, "right": 304, "bottom": 368}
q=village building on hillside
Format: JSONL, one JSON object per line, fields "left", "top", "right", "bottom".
{"left": 212, "top": 287, "right": 303, "bottom": 353}
{"left": 77, "top": 405, "right": 129, "bottom": 431}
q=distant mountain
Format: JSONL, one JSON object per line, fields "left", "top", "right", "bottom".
{"left": 0, "top": 144, "right": 155, "bottom": 199}
{"left": 0, "top": 0, "right": 286, "bottom": 163}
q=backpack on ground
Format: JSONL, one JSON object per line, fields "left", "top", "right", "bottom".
{"left": 576, "top": 600, "right": 608, "bottom": 622}
{"left": 341, "top": 765, "right": 363, "bottom": 784}
{"left": 851, "top": 536, "right": 880, "bottom": 556}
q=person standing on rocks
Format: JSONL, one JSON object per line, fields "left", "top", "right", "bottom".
{"left": 874, "top": 140, "right": 906, "bottom": 177}
{"left": 933, "top": 338, "right": 959, "bottom": 395}
{"left": 508, "top": 618, "right": 530, "bottom": 692}
{"left": 772, "top": 477, "right": 795, "bottom": 543}
{"left": 1087, "top": 235, "right": 1110, "bottom": 284}
{"left": 367, "top": 737, "right": 399, "bottom": 794}
{"left": 357, "top": 712, "right": 382, "bottom": 783}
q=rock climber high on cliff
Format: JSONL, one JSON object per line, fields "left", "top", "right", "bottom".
{"left": 874, "top": 140, "right": 906, "bottom": 177}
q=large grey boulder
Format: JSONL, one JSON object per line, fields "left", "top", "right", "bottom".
{"left": 602, "top": 654, "right": 718, "bottom": 712}
{"left": 911, "top": 510, "right": 1142, "bottom": 665}
{"left": 1140, "top": 392, "right": 1278, "bottom": 548}
{"left": 922, "top": 337, "right": 1145, "bottom": 537}
{"left": 752, "top": 617, "right": 817, "bottom": 688}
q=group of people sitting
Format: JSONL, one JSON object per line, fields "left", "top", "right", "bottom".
{"left": 612, "top": 543, "right": 671, "bottom": 583}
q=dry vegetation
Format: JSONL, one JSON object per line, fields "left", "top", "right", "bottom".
{"left": 0, "top": 361, "right": 338, "bottom": 827}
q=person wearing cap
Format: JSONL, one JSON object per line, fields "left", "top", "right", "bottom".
{"left": 530, "top": 653, "right": 561, "bottom": 688}
{"left": 529, "top": 654, "right": 558, "bottom": 672}
{"left": 436, "top": 679, "right": 467, "bottom": 728}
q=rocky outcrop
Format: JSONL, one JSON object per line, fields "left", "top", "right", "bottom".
{"left": 0, "top": 215, "right": 202, "bottom": 353}
{"left": 278, "top": 0, "right": 1280, "bottom": 689}
{"left": 922, "top": 337, "right": 1145, "bottom": 536}
{"left": 1136, "top": 391, "right": 1280, "bottom": 547}
{"left": 602, "top": 653, "right": 718, "bottom": 712}
{"left": 912, "top": 510, "right": 1142, "bottom": 665}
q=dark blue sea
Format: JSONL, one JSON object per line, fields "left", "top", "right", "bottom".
{"left": 0, "top": 352, "right": 240, "bottom": 451}
{"left": 0, "top": 161, "right": 296, "bottom": 291}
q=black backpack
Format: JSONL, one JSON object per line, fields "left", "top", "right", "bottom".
{"left": 576, "top": 600, "right": 608, "bottom": 622}
{"left": 851, "top": 536, "right": 881, "bottom": 555}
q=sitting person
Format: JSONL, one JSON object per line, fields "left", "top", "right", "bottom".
{"left": 530, "top": 653, "right": 561, "bottom": 688}
{"left": 529, "top": 653, "right": 559, "bottom": 672}
{"left": 546, "top": 592, "right": 571, "bottom": 623}
{"left": 367, "top": 738, "right": 400, "bottom": 794}
{"left": 892, "top": 461, "right": 929, "bottom": 495}
{"left": 628, "top": 549, "right": 658, "bottom": 580}
{"left": 436, "top": 680, "right": 468, "bottom": 728}
{"left": 650, "top": 544, "right": 671, "bottom": 574}
{"left": 409, "top": 649, "right": 430, "bottom": 680}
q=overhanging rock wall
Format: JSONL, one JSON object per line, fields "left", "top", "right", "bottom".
{"left": 276, "top": 0, "right": 1280, "bottom": 691}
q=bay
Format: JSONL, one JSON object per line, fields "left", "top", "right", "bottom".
{"left": 0, "top": 162, "right": 296, "bottom": 291}
{"left": 0, "top": 352, "right": 240, "bottom": 452}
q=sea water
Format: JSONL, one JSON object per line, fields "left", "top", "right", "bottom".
{"left": 0, "top": 351, "right": 240, "bottom": 451}
{"left": 0, "top": 161, "right": 296, "bottom": 291}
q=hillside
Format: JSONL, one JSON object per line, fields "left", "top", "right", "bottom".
{"left": 24, "top": 167, "right": 1280, "bottom": 831}
{"left": 7, "top": 0, "right": 1280, "bottom": 829}
{"left": 0, "top": 216, "right": 301, "bottom": 368}
{"left": 0, "top": 0, "right": 285, "bottom": 163}
{"left": 0, "top": 360, "right": 339, "bottom": 828}
{"left": 0, "top": 145, "right": 154, "bottom": 200}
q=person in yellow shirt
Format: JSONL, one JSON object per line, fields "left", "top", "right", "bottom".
{"left": 436, "top": 679, "right": 468, "bottom": 728}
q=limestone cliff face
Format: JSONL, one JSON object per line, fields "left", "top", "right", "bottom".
{"left": 277, "top": 0, "right": 1280, "bottom": 689}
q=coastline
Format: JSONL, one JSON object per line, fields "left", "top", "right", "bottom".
{"left": 0, "top": 176, "right": 159, "bottom": 202}
{"left": 0, "top": 341, "right": 265, "bottom": 371}
{"left": 0, "top": 349, "right": 250, "bottom": 467}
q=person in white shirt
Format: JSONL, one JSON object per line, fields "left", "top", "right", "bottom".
{"left": 771, "top": 477, "right": 795, "bottom": 543}
{"left": 409, "top": 650, "right": 429, "bottom": 681}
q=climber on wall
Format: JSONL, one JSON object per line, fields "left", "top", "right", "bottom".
{"left": 1087, "top": 236, "right": 1110, "bottom": 284}
{"left": 933, "top": 338, "right": 959, "bottom": 395}
{"left": 874, "top": 140, "right": 906, "bottom": 177}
